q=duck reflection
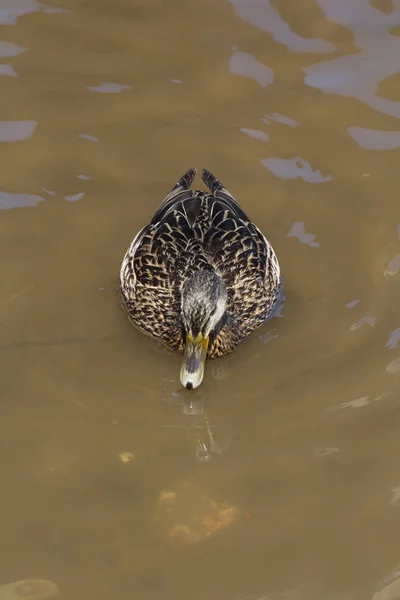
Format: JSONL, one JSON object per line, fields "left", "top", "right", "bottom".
{"left": 163, "top": 386, "right": 232, "bottom": 461}
{"left": 183, "top": 397, "right": 231, "bottom": 461}
{"left": 373, "top": 566, "right": 400, "bottom": 600}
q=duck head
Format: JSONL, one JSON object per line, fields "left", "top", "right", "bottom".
{"left": 180, "top": 269, "right": 227, "bottom": 389}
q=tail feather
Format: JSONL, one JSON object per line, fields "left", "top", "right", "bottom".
{"left": 171, "top": 167, "right": 196, "bottom": 192}
{"left": 202, "top": 168, "right": 249, "bottom": 222}
{"left": 150, "top": 168, "right": 196, "bottom": 226}
{"left": 201, "top": 168, "right": 224, "bottom": 194}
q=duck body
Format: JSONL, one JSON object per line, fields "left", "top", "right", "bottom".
{"left": 119, "top": 168, "right": 282, "bottom": 388}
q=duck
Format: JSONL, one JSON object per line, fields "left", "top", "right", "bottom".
{"left": 119, "top": 168, "right": 282, "bottom": 390}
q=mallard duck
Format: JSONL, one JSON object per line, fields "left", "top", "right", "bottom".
{"left": 119, "top": 168, "right": 282, "bottom": 389}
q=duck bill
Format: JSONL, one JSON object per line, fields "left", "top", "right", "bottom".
{"left": 180, "top": 333, "right": 209, "bottom": 390}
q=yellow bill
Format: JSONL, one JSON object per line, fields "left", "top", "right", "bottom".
{"left": 180, "top": 333, "right": 209, "bottom": 390}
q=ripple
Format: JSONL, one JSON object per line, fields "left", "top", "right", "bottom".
{"left": 0, "top": 579, "right": 58, "bottom": 599}
{"left": 259, "top": 330, "right": 278, "bottom": 344}
{"left": 331, "top": 394, "right": 390, "bottom": 411}
{"left": 346, "top": 299, "right": 360, "bottom": 308}
{"left": 0, "top": 41, "right": 27, "bottom": 57}
{"left": 261, "top": 156, "right": 331, "bottom": 182}
{"left": 0, "top": 1, "right": 69, "bottom": 25}
{"left": 87, "top": 82, "right": 132, "bottom": 94}
{"left": 0, "top": 121, "right": 37, "bottom": 142}
{"left": 287, "top": 222, "right": 320, "bottom": 248}
{"left": 384, "top": 253, "right": 400, "bottom": 277}
{"left": 314, "top": 447, "right": 339, "bottom": 457}
{"left": 79, "top": 133, "right": 99, "bottom": 142}
{"left": 227, "top": 0, "right": 335, "bottom": 53}
{"left": 374, "top": 567, "right": 400, "bottom": 600}
{"left": 350, "top": 314, "right": 376, "bottom": 331}
{"left": 64, "top": 192, "right": 85, "bottom": 202}
{"left": 386, "top": 329, "right": 400, "bottom": 349}
{"left": 0, "top": 64, "right": 16, "bottom": 76}
{"left": 229, "top": 51, "right": 274, "bottom": 87}
{"left": 240, "top": 128, "right": 268, "bottom": 141}
{"left": 348, "top": 126, "right": 400, "bottom": 150}
{"left": 338, "top": 396, "right": 371, "bottom": 409}
{"left": 40, "top": 3, "right": 69, "bottom": 15}
{"left": 305, "top": 0, "right": 400, "bottom": 119}
{"left": 0, "top": 192, "right": 44, "bottom": 210}
{"left": 386, "top": 356, "right": 400, "bottom": 373}
{"left": 262, "top": 113, "right": 298, "bottom": 127}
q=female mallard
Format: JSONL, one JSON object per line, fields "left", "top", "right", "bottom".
{"left": 119, "top": 168, "right": 281, "bottom": 389}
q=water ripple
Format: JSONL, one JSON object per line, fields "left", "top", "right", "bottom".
{"left": 0, "top": 64, "right": 16, "bottom": 76}
{"left": 228, "top": 0, "right": 335, "bottom": 53}
{"left": 0, "top": 192, "right": 44, "bottom": 209}
{"left": 386, "top": 329, "right": 400, "bottom": 349}
{"left": 346, "top": 299, "right": 360, "bottom": 308}
{"left": 64, "top": 193, "right": 85, "bottom": 202}
{"left": 262, "top": 113, "right": 298, "bottom": 127}
{"left": 87, "top": 82, "right": 132, "bottom": 94}
{"left": 349, "top": 126, "right": 400, "bottom": 150}
{"left": 0, "top": 121, "right": 37, "bottom": 142}
{"left": 384, "top": 254, "right": 400, "bottom": 277}
{"left": 240, "top": 128, "right": 268, "bottom": 141}
{"left": 229, "top": 51, "right": 273, "bottom": 87}
{"left": 0, "top": 1, "right": 69, "bottom": 25}
{"left": 261, "top": 156, "right": 331, "bottom": 182}
{"left": 79, "top": 133, "right": 99, "bottom": 142}
{"left": 305, "top": 0, "right": 400, "bottom": 119}
{"left": 0, "top": 41, "right": 26, "bottom": 57}
{"left": 287, "top": 222, "right": 320, "bottom": 248}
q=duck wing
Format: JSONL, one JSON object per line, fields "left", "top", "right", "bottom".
{"left": 201, "top": 168, "right": 250, "bottom": 222}
{"left": 197, "top": 169, "right": 280, "bottom": 292}
{"left": 120, "top": 168, "right": 206, "bottom": 293}
{"left": 149, "top": 167, "right": 197, "bottom": 225}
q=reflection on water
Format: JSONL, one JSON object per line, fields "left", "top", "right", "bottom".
{"left": 0, "top": 42, "right": 27, "bottom": 57}
{"left": 0, "top": 191, "right": 44, "bottom": 209}
{"left": 0, "top": 1, "right": 68, "bottom": 25}
{"left": 1, "top": 0, "right": 400, "bottom": 598}
{"left": 348, "top": 126, "right": 400, "bottom": 150}
{"left": 164, "top": 393, "right": 232, "bottom": 462}
{"left": 261, "top": 156, "right": 332, "bottom": 182}
{"left": 287, "top": 221, "right": 320, "bottom": 248}
{"left": 227, "top": 0, "right": 335, "bottom": 53}
{"left": 87, "top": 82, "right": 132, "bottom": 94}
{"left": 305, "top": 0, "right": 400, "bottom": 120}
{"left": 0, "top": 121, "right": 37, "bottom": 142}
{"left": 0, "top": 579, "right": 58, "bottom": 600}
{"left": 230, "top": 50, "right": 274, "bottom": 87}
{"left": 373, "top": 566, "right": 400, "bottom": 600}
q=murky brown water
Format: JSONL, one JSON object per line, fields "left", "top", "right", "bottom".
{"left": 1, "top": 0, "right": 400, "bottom": 598}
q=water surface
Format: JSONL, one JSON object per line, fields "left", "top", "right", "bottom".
{"left": 1, "top": 1, "right": 400, "bottom": 598}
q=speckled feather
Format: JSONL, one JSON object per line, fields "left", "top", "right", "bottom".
{"left": 119, "top": 168, "right": 281, "bottom": 358}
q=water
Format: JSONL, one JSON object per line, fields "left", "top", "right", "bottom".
{"left": 1, "top": 0, "right": 400, "bottom": 598}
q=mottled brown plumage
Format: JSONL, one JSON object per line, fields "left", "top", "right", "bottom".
{"left": 119, "top": 168, "right": 282, "bottom": 361}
